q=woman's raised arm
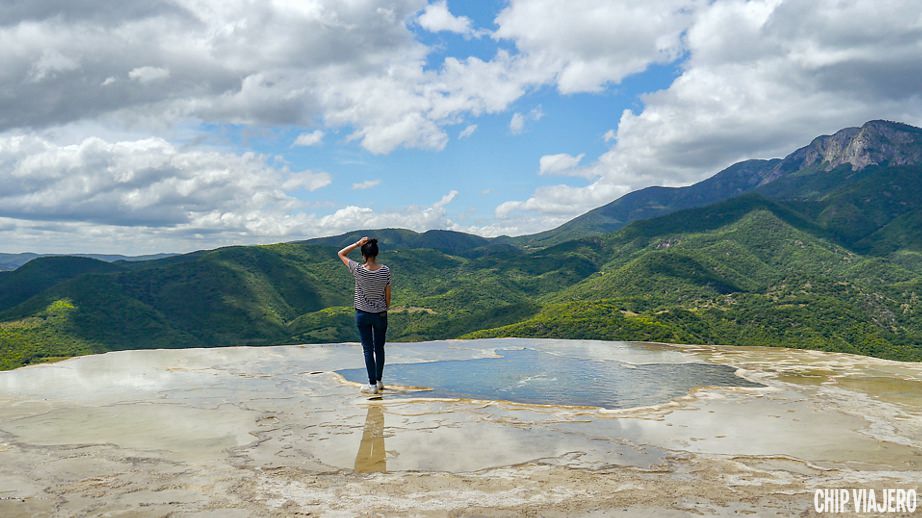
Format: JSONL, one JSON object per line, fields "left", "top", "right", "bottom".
{"left": 337, "top": 236, "right": 368, "bottom": 266}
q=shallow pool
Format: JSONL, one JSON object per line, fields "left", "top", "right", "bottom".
{"left": 337, "top": 347, "right": 763, "bottom": 409}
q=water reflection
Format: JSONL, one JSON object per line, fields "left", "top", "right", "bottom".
{"left": 354, "top": 404, "right": 386, "bottom": 473}
{"left": 338, "top": 348, "right": 763, "bottom": 409}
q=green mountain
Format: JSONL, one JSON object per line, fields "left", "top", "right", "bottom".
{"left": 520, "top": 158, "right": 781, "bottom": 246}
{"left": 0, "top": 256, "right": 122, "bottom": 310}
{"left": 522, "top": 120, "right": 922, "bottom": 246}
{"left": 3, "top": 120, "right": 922, "bottom": 369}
{"left": 470, "top": 195, "right": 922, "bottom": 361}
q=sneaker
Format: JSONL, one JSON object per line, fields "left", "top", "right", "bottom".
{"left": 376, "top": 381, "right": 384, "bottom": 391}
{"left": 360, "top": 384, "right": 379, "bottom": 395}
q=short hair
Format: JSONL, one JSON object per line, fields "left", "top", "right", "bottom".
{"left": 361, "top": 238, "right": 379, "bottom": 259}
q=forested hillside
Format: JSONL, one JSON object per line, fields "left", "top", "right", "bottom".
{"left": 470, "top": 195, "right": 922, "bottom": 361}
{"left": 0, "top": 233, "right": 604, "bottom": 369}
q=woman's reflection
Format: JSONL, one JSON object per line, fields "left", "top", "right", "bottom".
{"left": 354, "top": 404, "right": 386, "bottom": 473}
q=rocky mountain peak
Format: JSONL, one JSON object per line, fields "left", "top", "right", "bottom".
{"left": 778, "top": 120, "right": 922, "bottom": 175}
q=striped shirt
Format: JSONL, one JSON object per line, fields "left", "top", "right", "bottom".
{"left": 348, "top": 259, "right": 391, "bottom": 313}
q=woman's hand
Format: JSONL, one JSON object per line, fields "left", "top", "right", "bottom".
{"left": 338, "top": 236, "right": 369, "bottom": 266}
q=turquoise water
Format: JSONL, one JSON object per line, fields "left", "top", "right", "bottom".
{"left": 337, "top": 348, "right": 763, "bottom": 409}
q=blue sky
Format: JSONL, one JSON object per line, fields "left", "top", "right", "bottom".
{"left": 1, "top": 0, "right": 921, "bottom": 254}
{"left": 193, "top": 0, "right": 686, "bottom": 235}
{"left": 220, "top": 60, "right": 681, "bottom": 232}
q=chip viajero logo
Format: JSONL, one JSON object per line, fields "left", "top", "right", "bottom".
{"left": 814, "top": 488, "right": 917, "bottom": 514}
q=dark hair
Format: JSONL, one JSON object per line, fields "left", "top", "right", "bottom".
{"left": 361, "top": 238, "right": 379, "bottom": 259}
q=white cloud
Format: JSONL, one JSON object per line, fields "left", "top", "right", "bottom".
{"left": 0, "top": 189, "right": 461, "bottom": 254}
{"left": 434, "top": 190, "right": 457, "bottom": 207}
{"left": 603, "top": 129, "right": 616, "bottom": 143}
{"left": 1, "top": 1, "right": 689, "bottom": 157}
{"left": 509, "top": 113, "right": 525, "bottom": 134}
{"left": 0, "top": 133, "right": 467, "bottom": 253}
{"left": 293, "top": 130, "right": 325, "bottom": 147}
{"left": 417, "top": 1, "right": 476, "bottom": 36}
{"left": 454, "top": 214, "right": 572, "bottom": 238}
{"left": 128, "top": 66, "right": 170, "bottom": 83}
{"left": 352, "top": 179, "right": 381, "bottom": 190}
{"left": 495, "top": 0, "right": 700, "bottom": 93}
{"left": 282, "top": 171, "right": 333, "bottom": 192}
{"left": 495, "top": 0, "right": 922, "bottom": 230}
{"left": 496, "top": 182, "right": 623, "bottom": 219}
{"left": 10, "top": 1, "right": 691, "bottom": 157}
{"left": 508, "top": 106, "right": 544, "bottom": 135}
{"left": 538, "top": 153, "right": 586, "bottom": 177}
{"left": 458, "top": 124, "right": 477, "bottom": 139}
{"left": 313, "top": 190, "right": 459, "bottom": 238}
{"left": 0, "top": 134, "right": 330, "bottom": 228}
{"left": 0, "top": 1, "right": 548, "bottom": 156}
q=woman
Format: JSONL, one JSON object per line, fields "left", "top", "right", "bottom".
{"left": 338, "top": 236, "right": 391, "bottom": 394}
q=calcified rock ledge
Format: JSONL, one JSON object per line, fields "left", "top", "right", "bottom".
{"left": 1, "top": 338, "right": 920, "bottom": 516}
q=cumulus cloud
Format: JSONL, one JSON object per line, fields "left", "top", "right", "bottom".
{"left": 310, "top": 190, "right": 459, "bottom": 239}
{"left": 495, "top": 0, "right": 922, "bottom": 230}
{"left": 496, "top": 182, "right": 624, "bottom": 219}
{"left": 0, "top": 0, "right": 551, "bottom": 155}
{"left": 8, "top": 1, "right": 690, "bottom": 156}
{"left": 1, "top": 1, "right": 694, "bottom": 157}
{"left": 417, "top": 1, "right": 477, "bottom": 36}
{"left": 538, "top": 153, "right": 586, "bottom": 176}
{"left": 293, "top": 130, "right": 325, "bottom": 147}
{"left": 0, "top": 189, "right": 461, "bottom": 254}
{"left": 352, "top": 179, "right": 381, "bottom": 190}
{"left": 458, "top": 124, "right": 477, "bottom": 139}
{"left": 0, "top": 134, "right": 466, "bottom": 252}
{"left": 0, "top": 2, "right": 396, "bottom": 151}
{"left": 0, "top": 134, "right": 330, "bottom": 227}
{"left": 495, "top": 0, "right": 700, "bottom": 93}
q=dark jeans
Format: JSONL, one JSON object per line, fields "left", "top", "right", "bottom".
{"left": 356, "top": 309, "right": 387, "bottom": 385}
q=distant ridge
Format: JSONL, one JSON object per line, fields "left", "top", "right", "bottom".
{"left": 0, "top": 252, "right": 177, "bottom": 271}
{"left": 298, "top": 228, "right": 509, "bottom": 257}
